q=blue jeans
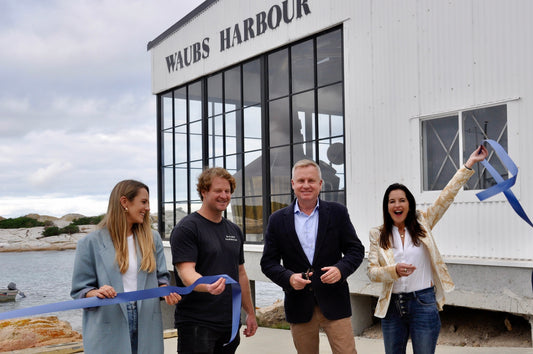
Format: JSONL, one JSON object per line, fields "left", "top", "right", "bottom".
{"left": 127, "top": 302, "right": 138, "bottom": 354}
{"left": 381, "top": 287, "right": 441, "bottom": 354}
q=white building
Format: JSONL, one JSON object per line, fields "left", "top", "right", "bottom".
{"left": 148, "top": 0, "right": 533, "bottom": 337}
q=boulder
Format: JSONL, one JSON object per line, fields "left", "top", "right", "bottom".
{"left": 0, "top": 316, "right": 82, "bottom": 351}
{"left": 256, "top": 300, "right": 289, "bottom": 329}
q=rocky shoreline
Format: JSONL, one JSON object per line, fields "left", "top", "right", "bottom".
{"left": 0, "top": 225, "right": 96, "bottom": 253}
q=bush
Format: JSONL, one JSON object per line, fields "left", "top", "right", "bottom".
{"left": 42, "top": 226, "right": 61, "bottom": 237}
{"left": 41, "top": 224, "right": 80, "bottom": 237}
{"left": 0, "top": 217, "right": 45, "bottom": 229}
{"left": 61, "top": 224, "right": 80, "bottom": 234}
{"left": 71, "top": 215, "right": 104, "bottom": 225}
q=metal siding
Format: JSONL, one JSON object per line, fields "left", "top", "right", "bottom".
{"left": 151, "top": 0, "right": 533, "bottom": 260}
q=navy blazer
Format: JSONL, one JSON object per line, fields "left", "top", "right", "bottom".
{"left": 261, "top": 199, "right": 365, "bottom": 323}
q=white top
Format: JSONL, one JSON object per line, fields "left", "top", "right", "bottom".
{"left": 122, "top": 234, "right": 138, "bottom": 293}
{"left": 391, "top": 226, "right": 433, "bottom": 293}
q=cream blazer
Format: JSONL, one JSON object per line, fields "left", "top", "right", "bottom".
{"left": 367, "top": 166, "right": 474, "bottom": 318}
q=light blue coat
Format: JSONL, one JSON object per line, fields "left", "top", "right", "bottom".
{"left": 71, "top": 228, "right": 169, "bottom": 354}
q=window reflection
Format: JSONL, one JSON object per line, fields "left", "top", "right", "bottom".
{"left": 225, "top": 66, "right": 241, "bottom": 112}
{"left": 244, "top": 106, "right": 262, "bottom": 152}
{"left": 292, "top": 91, "right": 315, "bottom": 143}
{"left": 243, "top": 59, "right": 261, "bottom": 107}
{"left": 162, "top": 93, "right": 173, "bottom": 130}
{"left": 318, "top": 84, "right": 343, "bottom": 139}
{"left": 269, "top": 98, "right": 290, "bottom": 147}
{"left": 268, "top": 49, "right": 289, "bottom": 99}
{"left": 292, "top": 39, "right": 314, "bottom": 93}
{"left": 270, "top": 145, "right": 291, "bottom": 195}
{"left": 174, "top": 125, "right": 187, "bottom": 164}
{"left": 208, "top": 74, "right": 223, "bottom": 117}
{"left": 189, "top": 81, "right": 202, "bottom": 121}
{"left": 317, "top": 30, "right": 342, "bottom": 86}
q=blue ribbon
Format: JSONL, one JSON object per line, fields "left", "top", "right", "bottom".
{"left": 475, "top": 139, "right": 533, "bottom": 228}
{"left": 0, "top": 274, "right": 241, "bottom": 344}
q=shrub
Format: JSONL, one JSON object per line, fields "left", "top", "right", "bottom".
{"left": 0, "top": 217, "right": 45, "bottom": 229}
{"left": 42, "top": 226, "right": 61, "bottom": 237}
{"left": 71, "top": 215, "right": 104, "bottom": 225}
{"left": 41, "top": 224, "right": 80, "bottom": 237}
{"left": 61, "top": 224, "right": 80, "bottom": 234}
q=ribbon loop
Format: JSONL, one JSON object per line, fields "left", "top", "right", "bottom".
{"left": 0, "top": 274, "right": 242, "bottom": 344}
{"left": 475, "top": 139, "right": 533, "bottom": 228}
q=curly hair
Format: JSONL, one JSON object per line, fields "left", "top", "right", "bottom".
{"left": 196, "top": 167, "right": 236, "bottom": 200}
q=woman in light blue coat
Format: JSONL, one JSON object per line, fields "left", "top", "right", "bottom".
{"left": 71, "top": 180, "right": 181, "bottom": 354}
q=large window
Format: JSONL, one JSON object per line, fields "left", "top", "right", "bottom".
{"left": 421, "top": 104, "right": 508, "bottom": 191}
{"left": 158, "top": 27, "right": 345, "bottom": 241}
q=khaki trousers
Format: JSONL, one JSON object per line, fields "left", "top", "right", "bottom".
{"left": 290, "top": 306, "right": 357, "bottom": 354}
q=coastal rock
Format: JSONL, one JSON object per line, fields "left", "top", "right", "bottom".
{"left": 256, "top": 300, "right": 289, "bottom": 329}
{"left": 0, "top": 225, "right": 96, "bottom": 252}
{"left": 0, "top": 316, "right": 82, "bottom": 351}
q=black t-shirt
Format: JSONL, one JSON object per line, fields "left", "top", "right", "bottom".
{"left": 170, "top": 212, "right": 244, "bottom": 329}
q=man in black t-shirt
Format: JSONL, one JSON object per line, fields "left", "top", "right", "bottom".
{"left": 170, "top": 167, "right": 257, "bottom": 354}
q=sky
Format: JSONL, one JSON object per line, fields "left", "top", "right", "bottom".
{"left": 0, "top": 0, "right": 204, "bottom": 218}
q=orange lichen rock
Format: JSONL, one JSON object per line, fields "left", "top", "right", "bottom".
{"left": 0, "top": 316, "right": 82, "bottom": 351}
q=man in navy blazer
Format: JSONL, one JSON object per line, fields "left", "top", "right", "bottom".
{"left": 261, "top": 159, "right": 364, "bottom": 354}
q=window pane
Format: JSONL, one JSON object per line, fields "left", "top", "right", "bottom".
{"left": 208, "top": 115, "right": 224, "bottom": 159}
{"left": 292, "top": 39, "right": 315, "bottom": 93}
{"left": 318, "top": 83, "right": 343, "bottom": 139}
{"left": 190, "top": 161, "right": 203, "bottom": 201}
{"left": 422, "top": 116, "right": 459, "bottom": 190}
{"left": 229, "top": 154, "right": 243, "bottom": 199}
{"left": 317, "top": 29, "right": 342, "bottom": 86}
{"left": 208, "top": 73, "right": 223, "bottom": 117}
{"left": 244, "top": 196, "right": 263, "bottom": 242}
{"left": 243, "top": 59, "right": 261, "bottom": 107}
{"left": 228, "top": 198, "right": 244, "bottom": 231}
{"left": 270, "top": 145, "right": 291, "bottom": 195}
{"left": 163, "top": 202, "right": 175, "bottom": 238}
{"left": 320, "top": 190, "right": 345, "bottom": 204}
{"left": 244, "top": 151, "right": 262, "bottom": 197}
{"left": 175, "top": 201, "right": 189, "bottom": 226}
{"left": 269, "top": 97, "right": 290, "bottom": 147}
{"left": 164, "top": 167, "right": 174, "bottom": 203}
{"left": 175, "top": 165, "right": 188, "bottom": 201}
{"left": 244, "top": 106, "right": 262, "bottom": 152}
{"left": 292, "top": 91, "right": 315, "bottom": 143}
{"left": 463, "top": 105, "right": 508, "bottom": 190}
{"left": 189, "top": 81, "right": 202, "bottom": 121}
{"left": 319, "top": 137, "right": 345, "bottom": 191}
{"left": 190, "top": 120, "right": 203, "bottom": 161}
{"left": 174, "top": 87, "right": 187, "bottom": 126}
{"left": 293, "top": 141, "right": 315, "bottom": 162}
{"left": 162, "top": 92, "right": 173, "bottom": 130}
{"left": 271, "top": 194, "right": 292, "bottom": 214}
{"left": 175, "top": 125, "right": 187, "bottom": 164}
{"left": 268, "top": 48, "right": 289, "bottom": 99}
{"left": 225, "top": 66, "right": 241, "bottom": 112}
{"left": 163, "top": 129, "right": 173, "bottom": 166}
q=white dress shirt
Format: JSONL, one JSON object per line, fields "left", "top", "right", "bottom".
{"left": 391, "top": 226, "right": 433, "bottom": 293}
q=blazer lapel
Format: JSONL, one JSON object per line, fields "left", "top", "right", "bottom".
{"left": 285, "top": 201, "right": 311, "bottom": 266}
{"left": 99, "top": 230, "right": 128, "bottom": 320}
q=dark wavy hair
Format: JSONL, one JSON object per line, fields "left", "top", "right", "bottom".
{"left": 379, "top": 183, "right": 426, "bottom": 249}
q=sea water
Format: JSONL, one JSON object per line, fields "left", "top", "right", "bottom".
{"left": 0, "top": 250, "right": 284, "bottom": 332}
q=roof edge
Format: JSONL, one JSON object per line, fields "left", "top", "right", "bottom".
{"left": 147, "top": 0, "right": 217, "bottom": 51}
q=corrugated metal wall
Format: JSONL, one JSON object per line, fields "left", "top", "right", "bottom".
{"left": 345, "top": 0, "right": 533, "bottom": 260}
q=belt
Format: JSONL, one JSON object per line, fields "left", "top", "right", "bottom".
{"left": 391, "top": 286, "right": 434, "bottom": 301}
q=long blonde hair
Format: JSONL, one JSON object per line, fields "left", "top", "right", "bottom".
{"left": 99, "top": 180, "right": 156, "bottom": 274}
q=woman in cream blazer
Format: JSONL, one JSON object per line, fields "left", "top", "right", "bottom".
{"left": 367, "top": 146, "right": 488, "bottom": 354}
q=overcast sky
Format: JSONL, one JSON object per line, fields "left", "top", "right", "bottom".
{"left": 0, "top": 0, "right": 204, "bottom": 218}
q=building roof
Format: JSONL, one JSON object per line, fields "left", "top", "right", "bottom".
{"left": 146, "top": 0, "right": 217, "bottom": 51}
